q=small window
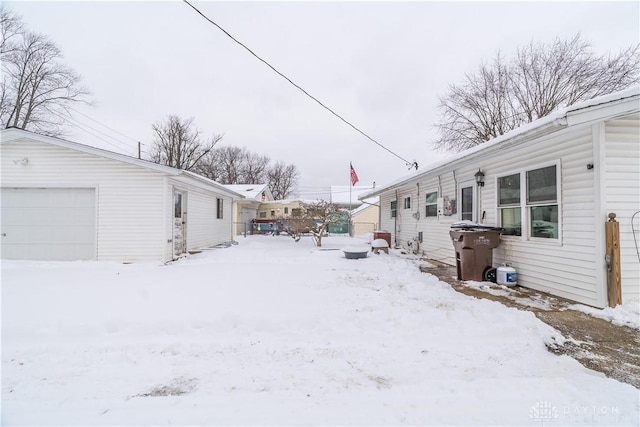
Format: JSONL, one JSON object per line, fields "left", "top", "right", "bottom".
{"left": 403, "top": 197, "right": 411, "bottom": 209}
{"left": 460, "top": 187, "right": 473, "bottom": 221}
{"left": 425, "top": 191, "right": 438, "bottom": 217}
{"left": 527, "top": 166, "right": 557, "bottom": 204}
{"left": 174, "top": 193, "right": 182, "bottom": 218}
{"left": 291, "top": 208, "right": 302, "bottom": 217}
{"left": 259, "top": 211, "right": 267, "bottom": 219}
{"left": 284, "top": 207, "right": 289, "bottom": 215}
{"left": 390, "top": 200, "right": 397, "bottom": 218}
{"left": 270, "top": 210, "right": 275, "bottom": 217}
{"left": 216, "top": 198, "right": 223, "bottom": 219}
{"left": 498, "top": 174, "right": 521, "bottom": 236}
{"left": 527, "top": 165, "right": 558, "bottom": 239}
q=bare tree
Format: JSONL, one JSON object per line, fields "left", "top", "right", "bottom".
{"left": 1, "top": 6, "right": 23, "bottom": 55}
{"left": 268, "top": 161, "right": 299, "bottom": 199}
{"left": 147, "top": 115, "right": 223, "bottom": 170}
{"left": 302, "top": 200, "right": 343, "bottom": 247}
{"left": 434, "top": 34, "right": 640, "bottom": 152}
{"left": 240, "top": 151, "right": 270, "bottom": 184}
{"left": 1, "top": 6, "right": 90, "bottom": 136}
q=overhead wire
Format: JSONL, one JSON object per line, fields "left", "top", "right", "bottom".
{"left": 49, "top": 110, "right": 136, "bottom": 155}
{"left": 62, "top": 112, "right": 136, "bottom": 153}
{"left": 181, "top": 0, "right": 418, "bottom": 170}
{"left": 66, "top": 105, "right": 142, "bottom": 144}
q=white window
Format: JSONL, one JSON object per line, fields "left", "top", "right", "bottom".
{"left": 497, "top": 163, "right": 559, "bottom": 240}
{"left": 497, "top": 173, "right": 521, "bottom": 236}
{"left": 460, "top": 186, "right": 473, "bottom": 221}
{"left": 390, "top": 200, "right": 397, "bottom": 218}
{"left": 216, "top": 198, "right": 223, "bottom": 219}
{"left": 403, "top": 197, "right": 411, "bottom": 209}
{"left": 527, "top": 165, "right": 558, "bottom": 239}
{"left": 425, "top": 191, "right": 438, "bottom": 217}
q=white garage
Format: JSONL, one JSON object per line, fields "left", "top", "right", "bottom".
{"left": 1, "top": 128, "right": 244, "bottom": 263}
{"left": 1, "top": 188, "right": 96, "bottom": 260}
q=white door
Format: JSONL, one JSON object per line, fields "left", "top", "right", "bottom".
{"left": 241, "top": 207, "right": 254, "bottom": 235}
{"left": 173, "top": 191, "right": 186, "bottom": 256}
{"left": 458, "top": 181, "right": 477, "bottom": 222}
{"left": 0, "top": 188, "right": 96, "bottom": 260}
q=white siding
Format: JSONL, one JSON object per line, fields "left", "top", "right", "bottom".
{"left": 605, "top": 114, "right": 640, "bottom": 302}
{"left": 2, "top": 139, "right": 166, "bottom": 262}
{"left": 491, "top": 126, "right": 600, "bottom": 306}
{"left": 173, "top": 181, "right": 234, "bottom": 251}
{"left": 379, "top": 124, "right": 607, "bottom": 306}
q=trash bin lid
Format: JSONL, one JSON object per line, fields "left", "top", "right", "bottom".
{"left": 451, "top": 221, "right": 503, "bottom": 231}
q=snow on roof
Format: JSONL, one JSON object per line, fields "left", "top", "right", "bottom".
{"left": 224, "top": 184, "right": 270, "bottom": 200}
{"left": 360, "top": 86, "right": 640, "bottom": 199}
{"left": 330, "top": 185, "right": 375, "bottom": 204}
{"left": 1, "top": 127, "right": 245, "bottom": 199}
{"left": 351, "top": 197, "right": 379, "bottom": 215}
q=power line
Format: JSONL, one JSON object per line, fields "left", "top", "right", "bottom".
{"left": 50, "top": 111, "right": 135, "bottom": 155}
{"left": 66, "top": 105, "right": 142, "bottom": 144}
{"left": 182, "top": 0, "right": 418, "bottom": 171}
{"left": 60, "top": 113, "right": 135, "bottom": 154}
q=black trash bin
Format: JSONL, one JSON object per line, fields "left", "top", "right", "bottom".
{"left": 449, "top": 222, "right": 502, "bottom": 281}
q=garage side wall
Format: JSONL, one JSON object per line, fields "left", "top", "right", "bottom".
{"left": 604, "top": 114, "right": 640, "bottom": 302}
{"left": 171, "top": 180, "right": 234, "bottom": 251}
{"left": 1, "top": 139, "right": 166, "bottom": 262}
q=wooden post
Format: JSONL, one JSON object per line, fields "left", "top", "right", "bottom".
{"left": 605, "top": 212, "right": 622, "bottom": 307}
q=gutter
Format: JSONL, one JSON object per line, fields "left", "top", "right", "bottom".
{"left": 361, "top": 116, "right": 568, "bottom": 199}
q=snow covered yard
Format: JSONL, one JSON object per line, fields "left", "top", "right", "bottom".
{"left": 2, "top": 235, "right": 638, "bottom": 426}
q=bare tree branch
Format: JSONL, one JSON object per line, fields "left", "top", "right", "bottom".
{"left": 0, "top": 9, "right": 90, "bottom": 136}
{"left": 433, "top": 34, "right": 640, "bottom": 152}
{"left": 147, "top": 115, "right": 223, "bottom": 170}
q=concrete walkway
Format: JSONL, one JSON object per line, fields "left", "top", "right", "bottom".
{"left": 419, "top": 260, "right": 640, "bottom": 389}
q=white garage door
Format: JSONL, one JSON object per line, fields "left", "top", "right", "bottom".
{"left": 1, "top": 188, "right": 96, "bottom": 260}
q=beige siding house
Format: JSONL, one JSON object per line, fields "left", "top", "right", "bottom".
{"left": 1, "top": 128, "right": 243, "bottom": 263}
{"left": 257, "top": 200, "right": 306, "bottom": 219}
{"left": 225, "top": 184, "right": 274, "bottom": 235}
{"left": 362, "top": 88, "right": 640, "bottom": 308}
{"left": 351, "top": 198, "right": 380, "bottom": 236}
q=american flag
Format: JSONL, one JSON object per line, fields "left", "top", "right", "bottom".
{"left": 350, "top": 163, "right": 359, "bottom": 186}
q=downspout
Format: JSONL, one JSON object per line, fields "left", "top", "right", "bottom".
{"left": 394, "top": 189, "right": 398, "bottom": 247}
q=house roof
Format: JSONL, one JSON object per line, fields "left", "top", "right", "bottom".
{"left": 330, "top": 185, "right": 375, "bottom": 205}
{"left": 360, "top": 86, "right": 640, "bottom": 199}
{"left": 351, "top": 197, "right": 379, "bottom": 215}
{"left": 224, "top": 184, "right": 272, "bottom": 201}
{"left": 0, "top": 127, "right": 245, "bottom": 199}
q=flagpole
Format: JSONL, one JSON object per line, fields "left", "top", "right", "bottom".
{"left": 349, "top": 162, "right": 352, "bottom": 237}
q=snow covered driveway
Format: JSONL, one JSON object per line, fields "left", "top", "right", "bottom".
{"left": 2, "top": 236, "right": 638, "bottom": 425}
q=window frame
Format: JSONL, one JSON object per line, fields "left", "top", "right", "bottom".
{"left": 216, "top": 198, "right": 223, "bottom": 219}
{"left": 497, "top": 173, "right": 522, "bottom": 237}
{"left": 390, "top": 200, "right": 397, "bottom": 218}
{"left": 403, "top": 196, "right": 411, "bottom": 210}
{"left": 496, "top": 161, "right": 561, "bottom": 242}
{"left": 424, "top": 190, "right": 438, "bottom": 218}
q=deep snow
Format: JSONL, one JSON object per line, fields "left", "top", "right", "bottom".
{"left": 2, "top": 235, "right": 638, "bottom": 426}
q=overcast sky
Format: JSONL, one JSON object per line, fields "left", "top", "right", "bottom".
{"left": 7, "top": 1, "right": 639, "bottom": 198}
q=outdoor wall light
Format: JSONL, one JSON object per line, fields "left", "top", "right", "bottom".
{"left": 474, "top": 169, "right": 485, "bottom": 187}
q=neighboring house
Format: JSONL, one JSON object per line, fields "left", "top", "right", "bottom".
{"left": 257, "top": 199, "right": 306, "bottom": 220}
{"left": 361, "top": 87, "right": 640, "bottom": 308}
{"left": 351, "top": 198, "right": 380, "bottom": 236}
{"left": 330, "top": 185, "right": 374, "bottom": 209}
{"left": 0, "top": 128, "right": 244, "bottom": 263}
{"left": 225, "top": 184, "right": 274, "bottom": 235}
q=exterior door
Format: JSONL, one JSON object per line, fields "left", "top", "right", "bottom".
{"left": 459, "top": 181, "right": 477, "bottom": 222}
{"left": 240, "top": 207, "right": 254, "bottom": 235}
{"left": 173, "top": 191, "right": 186, "bottom": 256}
